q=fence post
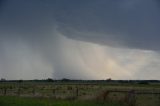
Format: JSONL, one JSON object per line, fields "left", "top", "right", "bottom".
{"left": 102, "top": 90, "right": 110, "bottom": 102}
{"left": 4, "top": 87, "right": 7, "bottom": 96}
{"left": 17, "top": 87, "right": 21, "bottom": 96}
{"left": 96, "top": 90, "right": 110, "bottom": 102}
{"left": 158, "top": 93, "right": 160, "bottom": 105}
{"left": 125, "top": 90, "right": 136, "bottom": 106}
{"left": 75, "top": 87, "right": 79, "bottom": 98}
{"left": 32, "top": 87, "right": 35, "bottom": 96}
{"left": 52, "top": 88, "right": 56, "bottom": 95}
{"left": 0, "top": 88, "right": 1, "bottom": 95}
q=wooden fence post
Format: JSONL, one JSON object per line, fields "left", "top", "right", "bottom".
{"left": 17, "top": 87, "right": 21, "bottom": 96}
{"left": 96, "top": 90, "right": 110, "bottom": 102}
{"left": 102, "top": 91, "right": 110, "bottom": 101}
{"left": 32, "top": 87, "right": 35, "bottom": 96}
{"left": 52, "top": 89, "right": 56, "bottom": 95}
{"left": 75, "top": 87, "right": 79, "bottom": 98}
{"left": 4, "top": 88, "right": 7, "bottom": 96}
{"left": 125, "top": 90, "right": 136, "bottom": 106}
{"left": 158, "top": 93, "right": 160, "bottom": 105}
{"left": 0, "top": 88, "right": 1, "bottom": 95}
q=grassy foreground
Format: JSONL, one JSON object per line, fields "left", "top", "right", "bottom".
{"left": 0, "top": 96, "right": 123, "bottom": 106}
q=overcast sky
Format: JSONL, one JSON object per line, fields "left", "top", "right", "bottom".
{"left": 0, "top": 0, "right": 160, "bottom": 80}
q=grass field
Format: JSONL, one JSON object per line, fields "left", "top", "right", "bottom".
{"left": 0, "top": 96, "right": 122, "bottom": 106}
{"left": 0, "top": 81, "right": 159, "bottom": 106}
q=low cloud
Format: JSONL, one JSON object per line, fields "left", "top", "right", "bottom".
{"left": 0, "top": 0, "right": 160, "bottom": 80}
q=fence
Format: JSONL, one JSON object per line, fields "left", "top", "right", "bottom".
{"left": 0, "top": 84, "right": 160, "bottom": 106}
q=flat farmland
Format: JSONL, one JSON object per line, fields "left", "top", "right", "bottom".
{"left": 0, "top": 81, "right": 160, "bottom": 106}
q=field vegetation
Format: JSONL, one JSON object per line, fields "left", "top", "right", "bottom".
{"left": 0, "top": 80, "right": 159, "bottom": 106}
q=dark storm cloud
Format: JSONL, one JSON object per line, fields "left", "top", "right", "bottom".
{"left": 0, "top": 0, "right": 160, "bottom": 80}
{"left": 1, "top": 0, "right": 160, "bottom": 50}
{"left": 0, "top": 0, "right": 4, "bottom": 6}
{"left": 57, "top": 0, "right": 160, "bottom": 50}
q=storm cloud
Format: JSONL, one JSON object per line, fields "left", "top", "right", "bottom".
{"left": 0, "top": 0, "right": 160, "bottom": 80}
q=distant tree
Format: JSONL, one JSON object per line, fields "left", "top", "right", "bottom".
{"left": 0, "top": 78, "right": 6, "bottom": 82}
{"left": 106, "top": 78, "right": 112, "bottom": 81}
{"left": 61, "top": 78, "right": 70, "bottom": 82}
{"left": 18, "top": 79, "right": 23, "bottom": 83}
{"left": 138, "top": 81, "right": 149, "bottom": 85}
{"left": 46, "top": 78, "right": 53, "bottom": 82}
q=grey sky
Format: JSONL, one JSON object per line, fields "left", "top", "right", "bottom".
{"left": 0, "top": 0, "right": 160, "bottom": 80}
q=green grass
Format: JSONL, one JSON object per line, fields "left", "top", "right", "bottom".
{"left": 0, "top": 96, "right": 123, "bottom": 106}
{"left": 0, "top": 82, "right": 159, "bottom": 106}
